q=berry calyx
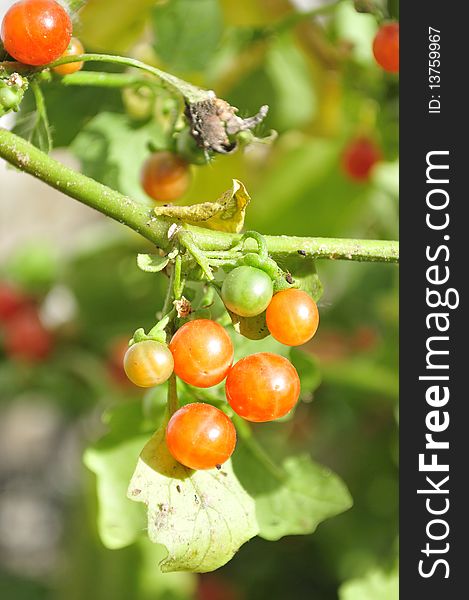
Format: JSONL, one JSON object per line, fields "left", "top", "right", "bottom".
{"left": 141, "top": 151, "right": 191, "bottom": 202}
{"left": 169, "top": 319, "right": 234, "bottom": 388}
{"left": 225, "top": 352, "right": 300, "bottom": 422}
{"left": 341, "top": 136, "right": 381, "bottom": 182}
{"left": 123, "top": 339, "right": 174, "bottom": 387}
{"left": 1, "top": 0, "right": 72, "bottom": 66}
{"left": 266, "top": 288, "right": 319, "bottom": 346}
{"left": 373, "top": 22, "right": 399, "bottom": 73}
{"left": 52, "top": 37, "right": 84, "bottom": 76}
{"left": 166, "top": 403, "right": 236, "bottom": 470}
{"left": 221, "top": 265, "right": 273, "bottom": 318}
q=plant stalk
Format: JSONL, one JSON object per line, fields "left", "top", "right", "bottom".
{"left": 0, "top": 127, "right": 399, "bottom": 263}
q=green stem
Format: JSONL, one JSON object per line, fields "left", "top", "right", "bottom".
{"left": 30, "top": 80, "right": 52, "bottom": 151}
{"left": 173, "top": 255, "right": 184, "bottom": 300}
{"left": 0, "top": 127, "right": 399, "bottom": 263}
{"left": 240, "top": 231, "right": 268, "bottom": 258}
{"left": 0, "top": 127, "right": 171, "bottom": 249}
{"left": 46, "top": 54, "right": 209, "bottom": 103}
{"left": 58, "top": 71, "right": 152, "bottom": 89}
{"left": 1, "top": 53, "right": 208, "bottom": 101}
{"left": 161, "top": 267, "right": 177, "bottom": 316}
{"left": 178, "top": 229, "right": 214, "bottom": 280}
{"left": 167, "top": 373, "right": 179, "bottom": 416}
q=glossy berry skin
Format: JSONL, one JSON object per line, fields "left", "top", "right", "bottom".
{"left": 341, "top": 137, "right": 381, "bottom": 182}
{"left": 123, "top": 340, "right": 174, "bottom": 387}
{"left": 141, "top": 152, "right": 191, "bottom": 202}
{"left": 52, "top": 37, "right": 84, "bottom": 75}
{"left": 225, "top": 352, "right": 300, "bottom": 422}
{"left": 169, "top": 319, "right": 234, "bottom": 388}
{"left": 1, "top": 0, "right": 72, "bottom": 66}
{"left": 373, "top": 22, "right": 399, "bottom": 73}
{"left": 222, "top": 266, "right": 273, "bottom": 318}
{"left": 3, "top": 308, "right": 53, "bottom": 361}
{"left": 166, "top": 403, "right": 236, "bottom": 470}
{"left": 266, "top": 289, "right": 319, "bottom": 346}
{"left": 0, "top": 282, "right": 28, "bottom": 321}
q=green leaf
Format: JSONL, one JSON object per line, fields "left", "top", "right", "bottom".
{"left": 83, "top": 403, "right": 152, "bottom": 549}
{"left": 339, "top": 568, "right": 398, "bottom": 600}
{"left": 137, "top": 253, "right": 170, "bottom": 273}
{"left": 277, "top": 253, "right": 323, "bottom": 301}
{"left": 71, "top": 112, "right": 166, "bottom": 202}
{"left": 233, "top": 449, "right": 352, "bottom": 541}
{"left": 127, "top": 426, "right": 258, "bottom": 573}
{"left": 14, "top": 75, "right": 123, "bottom": 148}
{"left": 154, "top": 179, "right": 250, "bottom": 233}
{"left": 153, "top": 0, "right": 223, "bottom": 72}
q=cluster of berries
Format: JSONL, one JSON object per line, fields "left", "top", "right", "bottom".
{"left": 124, "top": 285, "right": 319, "bottom": 471}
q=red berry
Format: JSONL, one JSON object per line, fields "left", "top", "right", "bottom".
{"left": 1, "top": 0, "right": 72, "bottom": 66}
{"left": 266, "top": 289, "right": 319, "bottom": 346}
{"left": 166, "top": 403, "right": 236, "bottom": 470}
{"left": 373, "top": 22, "right": 399, "bottom": 73}
{"left": 169, "top": 319, "right": 234, "bottom": 388}
{"left": 3, "top": 308, "right": 53, "bottom": 362}
{"left": 0, "top": 282, "right": 29, "bottom": 321}
{"left": 52, "top": 37, "right": 84, "bottom": 76}
{"left": 225, "top": 353, "right": 300, "bottom": 422}
{"left": 141, "top": 152, "right": 191, "bottom": 202}
{"left": 341, "top": 137, "right": 382, "bottom": 182}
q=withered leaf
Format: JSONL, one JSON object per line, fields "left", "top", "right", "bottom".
{"left": 154, "top": 179, "right": 250, "bottom": 233}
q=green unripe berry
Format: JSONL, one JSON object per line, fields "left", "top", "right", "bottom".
{"left": 221, "top": 265, "right": 273, "bottom": 318}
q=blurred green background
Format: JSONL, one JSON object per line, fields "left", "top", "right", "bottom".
{"left": 0, "top": 0, "right": 398, "bottom": 598}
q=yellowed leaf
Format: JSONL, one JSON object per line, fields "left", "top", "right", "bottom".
{"left": 154, "top": 179, "right": 250, "bottom": 233}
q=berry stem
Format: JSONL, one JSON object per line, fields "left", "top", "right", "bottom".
{"left": 167, "top": 373, "right": 179, "bottom": 417}
{"left": 0, "top": 127, "right": 399, "bottom": 263}
{"left": 178, "top": 230, "right": 214, "bottom": 280}
{"left": 10, "top": 52, "right": 210, "bottom": 103}
{"left": 58, "top": 71, "right": 154, "bottom": 89}
{"left": 30, "top": 80, "right": 52, "bottom": 151}
{"left": 240, "top": 231, "right": 269, "bottom": 258}
{"left": 173, "top": 255, "right": 184, "bottom": 300}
